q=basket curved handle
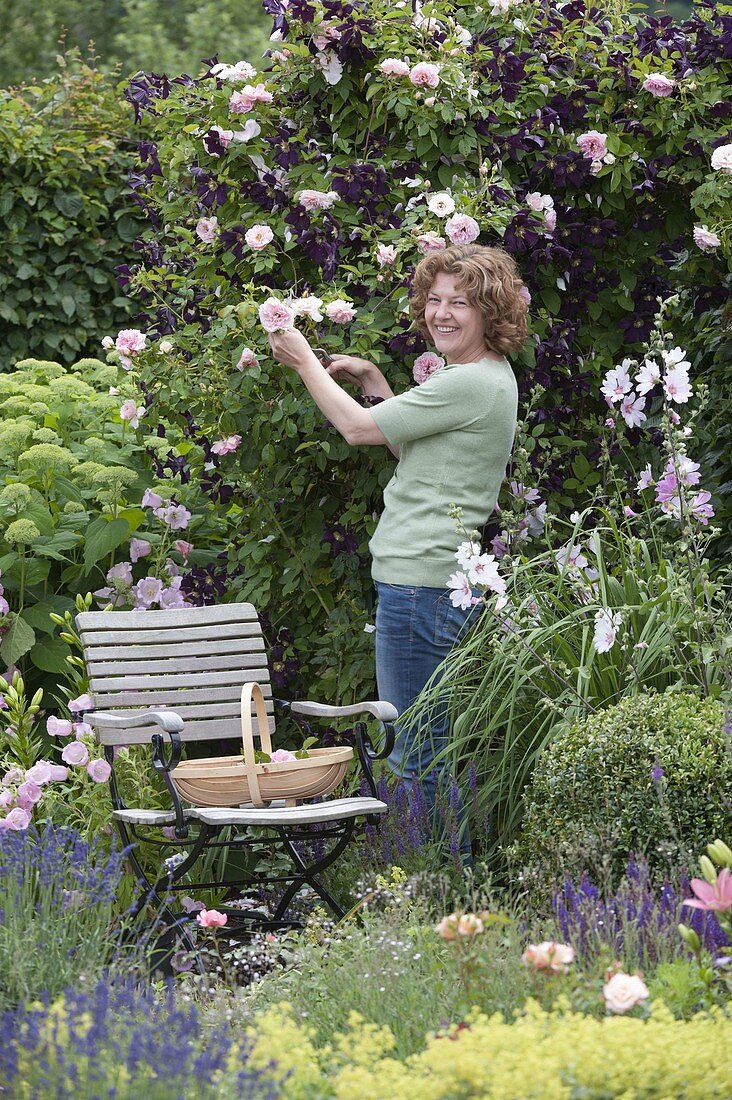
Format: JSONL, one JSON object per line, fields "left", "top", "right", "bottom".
{"left": 240, "top": 681, "right": 272, "bottom": 808}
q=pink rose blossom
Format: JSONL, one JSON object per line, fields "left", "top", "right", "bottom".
{"left": 211, "top": 435, "right": 242, "bottom": 456}
{"left": 197, "top": 908, "right": 228, "bottom": 928}
{"left": 325, "top": 299, "right": 356, "bottom": 324}
{"left": 413, "top": 352, "right": 445, "bottom": 384}
{"left": 69, "top": 694, "right": 92, "bottom": 714}
{"left": 270, "top": 748, "right": 297, "bottom": 762}
{"left": 119, "top": 399, "right": 146, "bottom": 428}
{"left": 62, "top": 740, "right": 90, "bottom": 767}
{"left": 130, "top": 539, "right": 152, "bottom": 564}
{"left": 195, "top": 216, "right": 218, "bottom": 244}
{"left": 236, "top": 348, "right": 258, "bottom": 370}
{"left": 445, "top": 213, "right": 481, "bottom": 244}
{"left": 603, "top": 972, "right": 650, "bottom": 1014}
{"left": 210, "top": 60, "right": 257, "bottom": 82}
{"left": 293, "top": 295, "right": 324, "bottom": 321}
{"left": 378, "top": 58, "right": 410, "bottom": 77}
{"left": 642, "top": 73, "right": 675, "bottom": 97}
{"left": 417, "top": 232, "right": 446, "bottom": 254}
{"left": 711, "top": 143, "right": 732, "bottom": 174}
{"left": 375, "top": 243, "right": 397, "bottom": 266}
{"left": 0, "top": 807, "right": 31, "bottom": 831}
{"left": 259, "top": 298, "right": 296, "bottom": 332}
{"left": 409, "top": 62, "right": 440, "bottom": 88}
{"left": 47, "top": 716, "right": 73, "bottom": 737}
{"left": 229, "top": 83, "right": 272, "bottom": 114}
{"left": 693, "top": 225, "right": 721, "bottom": 252}
{"left": 245, "top": 224, "right": 274, "bottom": 250}
{"left": 522, "top": 941, "right": 575, "bottom": 974}
{"left": 115, "top": 329, "right": 147, "bottom": 357}
{"left": 174, "top": 539, "right": 193, "bottom": 562}
{"left": 87, "top": 758, "right": 112, "bottom": 783}
{"left": 296, "top": 189, "right": 339, "bottom": 213}
{"left": 577, "top": 130, "right": 608, "bottom": 160}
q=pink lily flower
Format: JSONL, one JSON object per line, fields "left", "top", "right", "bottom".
{"left": 683, "top": 867, "right": 732, "bottom": 912}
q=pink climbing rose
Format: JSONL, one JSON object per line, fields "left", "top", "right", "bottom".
{"left": 577, "top": 130, "right": 608, "bottom": 160}
{"left": 409, "top": 62, "right": 440, "bottom": 88}
{"left": 412, "top": 352, "right": 445, "bottom": 384}
{"left": 259, "top": 298, "right": 296, "bottom": 332}
{"left": 642, "top": 73, "right": 675, "bottom": 96}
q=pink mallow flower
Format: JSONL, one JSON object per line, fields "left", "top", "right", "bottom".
{"left": 87, "top": 758, "right": 112, "bottom": 783}
{"left": 413, "top": 352, "right": 445, "bottom": 384}
{"left": 642, "top": 73, "right": 675, "bottom": 97}
{"left": 409, "top": 62, "right": 440, "bottom": 88}
{"left": 684, "top": 867, "right": 732, "bottom": 912}
{"left": 245, "top": 224, "right": 274, "bottom": 250}
{"left": 197, "top": 908, "right": 228, "bottom": 928}
{"left": 69, "top": 694, "right": 92, "bottom": 714}
{"left": 447, "top": 571, "right": 473, "bottom": 611}
{"left": 620, "top": 392, "right": 646, "bottom": 429}
{"left": 259, "top": 298, "right": 296, "bottom": 332}
{"left": 689, "top": 490, "right": 715, "bottom": 525}
{"left": 577, "top": 130, "right": 608, "bottom": 160}
{"left": 211, "top": 435, "right": 242, "bottom": 456}
{"left": 141, "top": 489, "right": 164, "bottom": 510}
{"left": 593, "top": 608, "right": 622, "bottom": 653}
{"left": 601, "top": 362, "right": 633, "bottom": 404}
{"left": 445, "top": 213, "right": 481, "bottom": 245}
{"left": 62, "top": 740, "right": 90, "bottom": 767}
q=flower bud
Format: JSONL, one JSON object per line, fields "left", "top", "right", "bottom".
{"left": 708, "top": 840, "right": 732, "bottom": 867}
{"left": 699, "top": 855, "right": 718, "bottom": 884}
{"left": 678, "top": 923, "right": 700, "bottom": 952}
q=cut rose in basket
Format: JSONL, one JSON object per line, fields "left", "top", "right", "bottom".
{"left": 251, "top": 735, "right": 319, "bottom": 764}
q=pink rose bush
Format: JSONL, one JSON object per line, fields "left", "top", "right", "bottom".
{"left": 522, "top": 941, "right": 575, "bottom": 974}
{"left": 642, "top": 73, "right": 675, "bottom": 97}
{"left": 245, "top": 224, "right": 275, "bottom": 250}
{"left": 602, "top": 972, "right": 650, "bottom": 1014}
{"left": 412, "top": 351, "right": 444, "bottom": 384}
{"left": 197, "top": 908, "right": 228, "bottom": 929}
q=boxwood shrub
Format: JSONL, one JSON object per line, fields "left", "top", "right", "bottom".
{"left": 508, "top": 691, "right": 731, "bottom": 893}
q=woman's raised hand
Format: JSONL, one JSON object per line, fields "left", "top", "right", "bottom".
{"left": 268, "top": 328, "right": 317, "bottom": 371}
{"left": 325, "top": 355, "right": 377, "bottom": 388}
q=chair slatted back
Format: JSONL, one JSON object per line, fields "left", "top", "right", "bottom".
{"left": 76, "top": 604, "right": 275, "bottom": 747}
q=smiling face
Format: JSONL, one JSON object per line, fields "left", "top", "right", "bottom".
{"left": 423, "top": 272, "right": 489, "bottom": 365}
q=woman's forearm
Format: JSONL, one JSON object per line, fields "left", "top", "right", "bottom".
{"left": 360, "top": 366, "right": 397, "bottom": 402}
{"left": 296, "top": 352, "right": 390, "bottom": 446}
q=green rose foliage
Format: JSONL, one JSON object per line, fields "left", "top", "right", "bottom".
{"left": 0, "top": 357, "right": 229, "bottom": 695}
{"left": 0, "top": 56, "right": 143, "bottom": 368}
{"left": 508, "top": 691, "right": 732, "bottom": 893}
{"left": 119, "top": 0, "right": 730, "bottom": 703}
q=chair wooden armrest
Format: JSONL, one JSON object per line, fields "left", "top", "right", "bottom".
{"left": 287, "top": 700, "right": 398, "bottom": 723}
{"left": 89, "top": 710, "right": 185, "bottom": 738}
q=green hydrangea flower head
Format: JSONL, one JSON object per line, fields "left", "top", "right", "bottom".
{"left": 13, "top": 359, "right": 65, "bottom": 382}
{"left": 72, "top": 461, "right": 108, "bottom": 485}
{"left": 0, "top": 484, "right": 33, "bottom": 512}
{"left": 0, "top": 421, "right": 35, "bottom": 457}
{"left": 1, "top": 397, "right": 31, "bottom": 416}
{"left": 4, "top": 518, "right": 40, "bottom": 545}
{"left": 95, "top": 466, "right": 138, "bottom": 491}
{"left": 47, "top": 377, "right": 96, "bottom": 403}
{"left": 32, "top": 428, "right": 62, "bottom": 445}
{"left": 62, "top": 500, "right": 87, "bottom": 515}
{"left": 82, "top": 437, "right": 110, "bottom": 460}
{"left": 18, "top": 443, "right": 78, "bottom": 473}
{"left": 73, "top": 359, "right": 118, "bottom": 388}
{"left": 27, "top": 402, "right": 51, "bottom": 418}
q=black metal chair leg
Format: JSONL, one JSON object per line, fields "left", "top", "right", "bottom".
{"left": 272, "top": 820, "right": 355, "bottom": 921}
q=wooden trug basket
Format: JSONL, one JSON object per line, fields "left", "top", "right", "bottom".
{"left": 171, "top": 681, "right": 353, "bottom": 808}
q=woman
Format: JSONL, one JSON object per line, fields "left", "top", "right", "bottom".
{"left": 268, "top": 243, "right": 528, "bottom": 862}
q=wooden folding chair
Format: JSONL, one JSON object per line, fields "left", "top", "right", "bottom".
{"left": 75, "top": 603, "right": 396, "bottom": 941}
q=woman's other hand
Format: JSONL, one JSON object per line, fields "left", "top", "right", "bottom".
{"left": 326, "top": 355, "right": 377, "bottom": 388}
{"left": 268, "top": 328, "right": 318, "bottom": 371}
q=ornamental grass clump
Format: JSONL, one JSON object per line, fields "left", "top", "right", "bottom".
{"left": 0, "top": 825, "right": 125, "bottom": 1010}
{"left": 509, "top": 692, "right": 732, "bottom": 894}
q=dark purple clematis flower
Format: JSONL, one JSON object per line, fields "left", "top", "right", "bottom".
{"left": 268, "top": 644, "right": 300, "bottom": 691}
{"left": 219, "top": 224, "right": 251, "bottom": 260}
{"left": 502, "top": 212, "right": 545, "bottom": 254}
{"left": 321, "top": 524, "right": 358, "bottom": 557}
{"left": 240, "top": 172, "right": 288, "bottom": 213}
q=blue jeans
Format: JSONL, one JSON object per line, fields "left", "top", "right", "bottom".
{"left": 374, "top": 582, "right": 479, "bottom": 865}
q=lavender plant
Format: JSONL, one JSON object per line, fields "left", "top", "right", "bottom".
{"left": 0, "top": 825, "right": 125, "bottom": 1010}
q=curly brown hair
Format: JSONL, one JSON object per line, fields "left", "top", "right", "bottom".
{"left": 410, "top": 244, "right": 529, "bottom": 357}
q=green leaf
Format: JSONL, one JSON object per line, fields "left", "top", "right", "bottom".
{"left": 82, "top": 517, "right": 131, "bottom": 574}
{"left": 22, "top": 597, "right": 76, "bottom": 636}
{"left": 61, "top": 295, "right": 76, "bottom": 318}
{"left": 29, "top": 635, "right": 70, "bottom": 673}
{"left": 53, "top": 191, "right": 84, "bottom": 218}
{"left": 1, "top": 614, "right": 36, "bottom": 666}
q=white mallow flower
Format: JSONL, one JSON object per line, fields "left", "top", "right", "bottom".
{"left": 447, "top": 571, "right": 473, "bottom": 611}
{"left": 600, "top": 362, "right": 633, "bottom": 404}
{"left": 660, "top": 346, "right": 690, "bottom": 372}
{"left": 455, "top": 539, "right": 481, "bottom": 569}
{"left": 635, "top": 359, "right": 661, "bottom": 395}
{"left": 555, "top": 543, "right": 588, "bottom": 572}
{"left": 620, "top": 392, "right": 646, "bottom": 429}
{"left": 593, "top": 608, "right": 622, "bottom": 653}
{"left": 427, "top": 191, "right": 456, "bottom": 217}
{"left": 467, "top": 553, "right": 506, "bottom": 595}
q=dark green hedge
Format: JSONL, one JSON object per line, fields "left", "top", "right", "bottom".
{"left": 0, "top": 58, "right": 142, "bottom": 368}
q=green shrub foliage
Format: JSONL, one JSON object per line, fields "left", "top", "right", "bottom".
{"left": 115, "top": 0, "right": 731, "bottom": 703}
{"left": 509, "top": 691, "right": 732, "bottom": 890}
{"left": 0, "top": 58, "right": 142, "bottom": 367}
